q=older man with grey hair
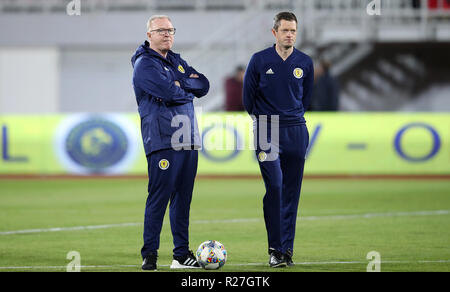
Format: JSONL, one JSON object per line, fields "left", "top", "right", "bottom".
{"left": 131, "top": 15, "right": 210, "bottom": 271}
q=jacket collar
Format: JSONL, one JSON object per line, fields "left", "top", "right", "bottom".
{"left": 131, "top": 40, "right": 181, "bottom": 68}
{"left": 143, "top": 41, "right": 180, "bottom": 64}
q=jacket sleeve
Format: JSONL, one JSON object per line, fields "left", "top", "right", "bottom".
{"left": 134, "top": 58, "right": 194, "bottom": 104}
{"left": 179, "top": 60, "right": 210, "bottom": 98}
{"left": 302, "top": 58, "right": 315, "bottom": 112}
{"left": 242, "top": 54, "right": 259, "bottom": 115}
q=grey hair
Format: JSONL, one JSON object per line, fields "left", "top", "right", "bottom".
{"left": 146, "top": 15, "right": 171, "bottom": 32}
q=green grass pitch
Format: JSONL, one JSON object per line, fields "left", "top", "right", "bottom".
{"left": 0, "top": 178, "right": 449, "bottom": 272}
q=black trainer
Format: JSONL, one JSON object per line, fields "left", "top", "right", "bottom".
{"left": 268, "top": 248, "right": 287, "bottom": 268}
{"left": 142, "top": 253, "right": 157, "bottom": 271}
{"left": 170, "top": 250, "right": 201, "bottom": 269}
{"left": 285, "top": 249, "right": 294, "bottom": 267}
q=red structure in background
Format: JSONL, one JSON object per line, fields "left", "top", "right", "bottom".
{"left": 428, "top": 0, "right": 450, "bottom": 9}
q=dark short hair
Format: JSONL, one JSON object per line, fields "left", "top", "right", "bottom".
{"left": 273, "top": 12, "right": 297, "bottom": 31}
{"left": 235, "top": 65, "right": 245, "bottom": 73}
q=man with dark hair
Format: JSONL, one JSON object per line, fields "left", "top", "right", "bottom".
{"left": 243, "top": 11, "right": 314, "bottom": 268}
{"left": 272, "top": 11, "right": 298, "bottom": 31}
{"left": 224, "top": 65, "right": 246, "bottom": 111}
{"left": 310, "top": 59, "right": 340, "bottom": 111}
{"left": 131, "top": 15, "right": 209, "bottom": 271}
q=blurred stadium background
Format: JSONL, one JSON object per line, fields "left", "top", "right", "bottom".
{"left": 0, "top": 0, "right": 449, "bottom": 272}
{"left": 0, "top": 0, "right": 450, "bottom": 113}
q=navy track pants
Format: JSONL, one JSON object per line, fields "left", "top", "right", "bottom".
{"left": 256, "top": 124, "right": 309, "bottom": 254}
{"left": 141, "top": 149, "right": 198, "bottom": 259}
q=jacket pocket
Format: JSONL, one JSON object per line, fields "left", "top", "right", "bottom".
{"left": 141, "top": 113, "right": 159, "bottom": 145}
{"left": 158, "top": 107, "right": 194, "bottom": 146}
{"left": 158, "top": 111, "right": 175, "bottom": 138}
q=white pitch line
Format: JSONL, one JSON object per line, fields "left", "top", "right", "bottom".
{"left": 0, "top": 210, "right": 449, "bottom": 236}
{"left": 300, "top": 210, "right": 450, "bottom": 221}
{"left": 0, "top": 222, "right": 142, "bottom": 235}
{"left": 0, "top": 260, "right": 449, "bottom": 270}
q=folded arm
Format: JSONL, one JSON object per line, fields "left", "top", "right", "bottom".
{"left": 134, "top": 58, "right": 194, "bottom": 104}
{"left": 179, "top": 61, "right": 210, "bottom": 98}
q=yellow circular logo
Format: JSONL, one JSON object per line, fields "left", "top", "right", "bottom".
{"left": 178, "top": 65, "right": 185, "bottom": 74}
{"left": 159, "top": 159, "right": 170, "bottom": 170}
{"left": 258, "top": 151, "right": 267, "bottom": 162}
{"left": 293, "top": 68, "right": 303, "bottom": 79}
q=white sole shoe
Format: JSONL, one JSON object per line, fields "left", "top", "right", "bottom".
{"left": 170, "top": 259, "right": 201, "bottom": 269}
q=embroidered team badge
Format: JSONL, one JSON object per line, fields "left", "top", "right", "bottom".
{"left": 258, "top": 151, "right": 267, "bottom": 162}
{"left": 293, "top": 68, "right": 304, "bottom": 79}
{"left": 158, "top": 159, "right": 170, "bottom": 170}
{"left": 177, "top": 64, "right": 185, "bottom": 74}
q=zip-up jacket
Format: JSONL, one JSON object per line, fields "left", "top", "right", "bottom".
{"left": 132, "top": 41, "right": 209, "bottom": 154}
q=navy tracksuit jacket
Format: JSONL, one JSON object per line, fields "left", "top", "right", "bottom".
{"left": 131, "top": 41, "right": 209, "bottom": 258}
{"left": 243, "top": 45, "right": 314, "bottom": 254}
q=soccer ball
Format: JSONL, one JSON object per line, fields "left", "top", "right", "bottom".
{"left": 196, "top": 240, "right": 227, "bottom": 270}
